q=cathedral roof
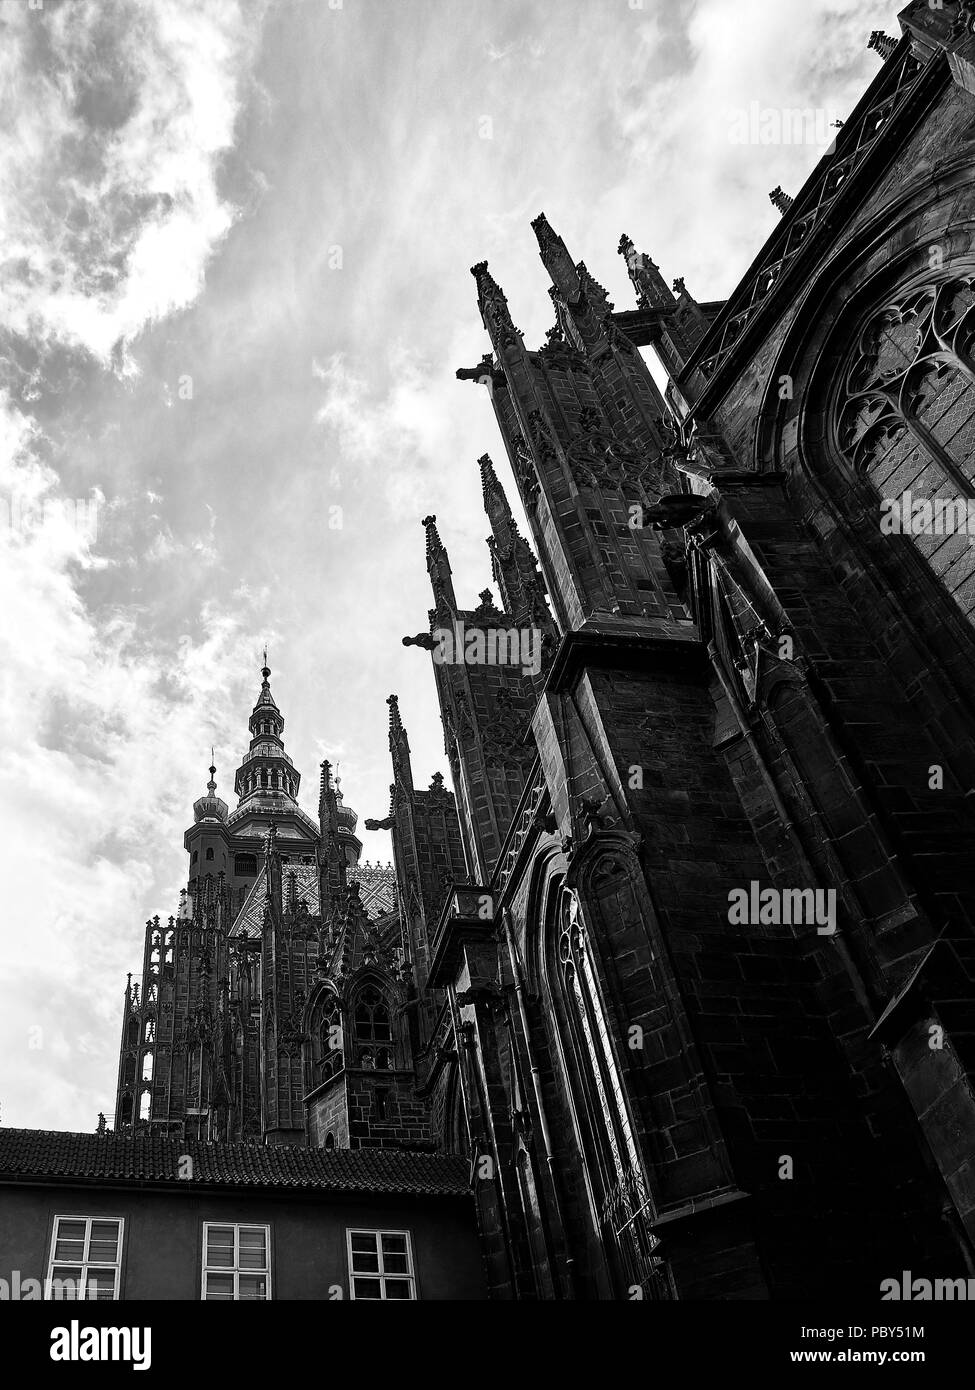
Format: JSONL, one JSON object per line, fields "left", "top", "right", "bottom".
{"left": 355, "top": 860, "right": 397, "bottom": 919}
{"left": 230, "top": 860, "right": 397, "bottom": 938}
{"left": 0, "top": 1129, "right": 469, "bottom": 1197}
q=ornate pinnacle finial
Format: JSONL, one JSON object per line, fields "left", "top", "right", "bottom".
{"left": 470, "top": 260, "right": 503, "bottom": 303}
{"left": 207, "top": 749, "right": 217, "bottom": 794}
{"left": 530, "top": 211, "right": 558, "bottom": 251}
{"left": 618, "top": 234, "right": 658, "bottom": 271}
{"left": 470, "top": 260, "right": 521, "bottom": 343}
{"left": 386, "top": 694, "right": 403, "bottom": 733}
{"left": 769, "top": 186, "right": 794, "bottom": 215}
{"left": 479, "top": 453, "right": 500, "bottom": 495}
{"left": 422, "top": 513, "right": 446, "bottom": 560}
{"left": 868, "top": 30, "right": 896, "bottom": 61}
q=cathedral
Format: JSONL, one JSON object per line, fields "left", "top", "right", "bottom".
{"left": 107, "top": 3, "right": 975, "bottom": 1299}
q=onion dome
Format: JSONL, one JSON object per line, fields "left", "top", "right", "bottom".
{"left": 193, "top": 751, "right": 229, "bottom": 824}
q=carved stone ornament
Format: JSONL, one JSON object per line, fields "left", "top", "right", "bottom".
{"left": 481, "top": 687, "right": 535, "bottom": 770}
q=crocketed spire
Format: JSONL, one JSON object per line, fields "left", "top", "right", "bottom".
{"left": 422, "top": 514, "right": 457, "bottom": 613}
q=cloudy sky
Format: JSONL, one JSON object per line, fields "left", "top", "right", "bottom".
{"left": 0, "top": 0, "right": 901, "bottom": 1131}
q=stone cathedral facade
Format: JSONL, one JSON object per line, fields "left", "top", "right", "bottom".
{"left": 114, "top": 4, "right": 975, "bottom": 1299}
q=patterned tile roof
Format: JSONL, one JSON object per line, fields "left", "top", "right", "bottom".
{"left": 0, "top": 1130, "right": 470, "bottom": 1197}
{"left": 231, "top": 863, "right": 322, "bottom": 938}
{"left": 231, "top": 861, "right": 397, "bottom": 938}
{"left": 354, "top": 861, "right": 398, "bottom": 919}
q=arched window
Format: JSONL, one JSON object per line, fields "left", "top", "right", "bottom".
{"left": 354, "top": 986, "right": 392, "bottom": 1066}
{"left": 548, "top": 879, "right": 669, "bottom": 1299}
{"left": 835, "top": 273, "right": 975, "bottom": 621}
{"left": 319, "top": 995, "right": 343, "bottom": 1081}
{"left": 205, "top": 847, "right": 214, "bottom": 862}
{"left": 324, "top": 1132, "right": 335, "bottom": 1151}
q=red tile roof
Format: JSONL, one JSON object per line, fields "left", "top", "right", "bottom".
{"left": 0, "top": 1129, "right": 471, "bottom": 1198}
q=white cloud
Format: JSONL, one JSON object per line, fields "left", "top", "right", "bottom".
{"left": 0, "top": 0, "right": 265, "bottom": 366}
{"left": 0, "top": 0, "right": 268, "bottom": 1129}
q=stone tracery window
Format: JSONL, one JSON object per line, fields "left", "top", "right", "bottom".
{"left": 835, "top": 273, "right": 975, "bottom": 620}
{"left": 551, "top": 881, "right": 669, "bottom": 1298}
{"left": 354, "top": 985, "right": 392, "bottom": 1069}
{"left": 318, "top": 994, "right": 343, "bottom": 1081}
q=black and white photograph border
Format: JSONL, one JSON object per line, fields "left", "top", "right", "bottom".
{"left": 0, "top": 0, "right": 974, "bottom": 1360}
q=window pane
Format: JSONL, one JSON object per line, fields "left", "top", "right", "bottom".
{"left": 89, "top": 1222, "right": 121, "bottom": 1263}
{"left": 353, "top": 1277, "right": 382, "bottom": 1300}
{"left": 384, "top": 1279, "right": 413, "bottom": 1300}
{"left": 238, "top": 1228, "right": 267, "bottom": 1269}
{"left": 382, "top": 1253, "right": 409, "bottom": 1274}
{"left": 204, "top": 1273, "right": 235, "bottom": 1300}
{"left": 351, "top": 1250, "right": 380, "bottom": 1273}
{"left": 206, "top": 1227, "right": 236, "bottom": 1267}
{"left": 54, "top": 1220, "right": 86, "bottom": 1262}
{"left": 381, "top": 1234, "right": 407, "bottom": 1255}
{"left": 351, "top": 1233, "right": 378, "bottom": 1254}
{"left": 48, "top": 1268, "right": 82, "bottom": 1300}
{"left": 238, "top": 1274, "right": 268, "bottom": 1301}
{"left": 86, "top": 1272, "right": 117, "bottom": 1301}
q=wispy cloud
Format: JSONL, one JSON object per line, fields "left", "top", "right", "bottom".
{"left": 0, "top": 0, "right": 269, "bottom": 1128}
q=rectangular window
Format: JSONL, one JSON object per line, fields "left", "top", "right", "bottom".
{"left": 47, "top": 1216, "right": 123, "bottom": 1300}
{"left": 234, "top": 854, "right": 258, "bottom": 877}
{"left": 202, "top": 1223, "right": 270, "bottom": 1300}
{"left": 347, "top": 1229, "right": 416, "bottom": 1300}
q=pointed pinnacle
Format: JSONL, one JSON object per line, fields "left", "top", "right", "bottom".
{"left": 386, "top": 694, "right": 404, "bottom": 734}
{"left": 530, "top": 211, "right": 558, "bottom": 252}
{"left": 421, "top": 514, "right": 445, "bottom": 558}
{"left": 479, "top": 453, "right": 500, "bottom": 495}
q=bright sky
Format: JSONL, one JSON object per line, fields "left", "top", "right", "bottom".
{"left": 0, "top": 0, "right": 902, "bottom": 1130}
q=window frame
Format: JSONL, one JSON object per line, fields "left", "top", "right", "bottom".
{"left": 46, "top": 1214, "right": 124, "bottom": 1301}
{"left": 346, "top": 1228, "right": 416, "bottom": 1301}
{"left": 201, "top": 1221, "right": 272, "bottom": 1301}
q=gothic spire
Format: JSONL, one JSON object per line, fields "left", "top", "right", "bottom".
{"left": 618, "top": 232, "right": 676, "bottom": 312}
{"left": 422, "top": 513, "right": 457, "bottom": 615}
{"left": 479, "top": 453, "right": 550, "bottom": 625}
{"left": 318, "top": 758, "right": 348, "bottom": 905}
{"left": 387, "top": 694, "right": 414, "bottom": 795}
{"left": 470, "top": 261, "right": 521, "bottom": 353}
{"left": 531, "top": 211, "right": 582, "bottom": 305}
{"left": 532, "top": 211, "right": 617, "bottom": 353}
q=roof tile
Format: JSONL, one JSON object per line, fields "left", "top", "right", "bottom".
{"left": 0, "top": 1129, "right": 471, "bottom": 1198}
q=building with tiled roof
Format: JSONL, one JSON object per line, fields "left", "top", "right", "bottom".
{"left": 0, "top": 1130, "right": 484, "bottom": 1300}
